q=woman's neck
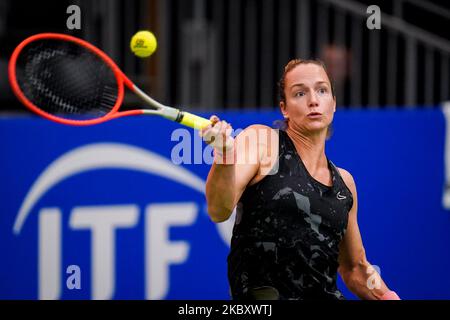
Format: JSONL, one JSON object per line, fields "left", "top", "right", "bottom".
{"left": 285, "top": 125, "right": 328, "bottom": 174}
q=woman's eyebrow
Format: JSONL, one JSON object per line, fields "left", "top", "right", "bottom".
{"left": 290, "top": 83, "right": 306, "bottom": 89}
{"left": 290, "top": 81, "right": 329, "bottom": 89}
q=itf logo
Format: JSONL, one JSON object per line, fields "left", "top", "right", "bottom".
{"left": 12, "top": 143, "right": 233, "bottom": 300}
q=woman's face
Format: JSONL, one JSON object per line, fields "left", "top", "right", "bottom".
{"left": 280, "top": 63, "right": 336, "bottom": 135}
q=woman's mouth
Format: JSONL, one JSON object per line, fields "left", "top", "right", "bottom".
{"left": 307, "top": 112, "right": 322, "bottom": 118}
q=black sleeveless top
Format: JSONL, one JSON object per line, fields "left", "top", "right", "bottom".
{"left": 228, "top": 129, "right": 353, "bottom": 300}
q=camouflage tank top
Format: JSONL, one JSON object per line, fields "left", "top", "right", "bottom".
{"left": 228, "top": 129, "right": 353, "bottom": 300}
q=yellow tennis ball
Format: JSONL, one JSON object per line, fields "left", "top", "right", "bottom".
{"left": 130, "top": 31, "right": 157, "bottom": 58}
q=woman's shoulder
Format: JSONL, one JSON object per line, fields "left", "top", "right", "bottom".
{"left": 235, "top": 124, "right": 280, "bottom": 181}
{"left": 235, "top": 124, "right": 279, "bottom": 147}
{"left": 238, "top": 124, "right": 277, "bottom": 134}
{"left": 336, "top": 167, "right": 357, "bottom": 195}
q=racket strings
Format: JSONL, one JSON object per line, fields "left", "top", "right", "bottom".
{"left": 16, "top": 40, "right": 119, "bottom": 120}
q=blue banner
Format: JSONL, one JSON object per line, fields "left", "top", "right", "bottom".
{"left": 0, "top": 108, "right": 448, "bottom": 300}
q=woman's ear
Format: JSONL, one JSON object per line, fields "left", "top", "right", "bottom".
{"left": 280, "top": 101, "right": 289, "bottom": 119}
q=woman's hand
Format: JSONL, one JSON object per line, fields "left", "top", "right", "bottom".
{"left": 200, "top": 115, "right": 235, "bottom": 164}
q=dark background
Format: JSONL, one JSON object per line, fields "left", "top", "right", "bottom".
{"left": 1, "top": 0, "right": 449, "bottom": 110}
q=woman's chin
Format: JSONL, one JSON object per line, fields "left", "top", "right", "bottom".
{"left": 305, "top": 123, "right": 328, "bottom": 134}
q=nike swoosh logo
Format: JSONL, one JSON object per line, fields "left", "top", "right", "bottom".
{"left": 337, "top": 191, "right": 347, "bottom": 200}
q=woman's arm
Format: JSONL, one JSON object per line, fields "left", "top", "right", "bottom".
{"left": 204, "top": 122, "right": 273, "bottom": 222}
{"left": 337, "top": 168, "right": 400, "bottom": 300}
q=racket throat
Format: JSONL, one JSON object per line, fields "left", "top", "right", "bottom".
{"left": 134, "top": 85, "right": 210, "bottom": 129}
{"left": 141, "top": 107, "right": 181, "bottom": 122}
{"left": 134, "top": 85, "right": 182, "bottom": 121}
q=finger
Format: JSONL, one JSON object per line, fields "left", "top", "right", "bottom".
{"left": 199, "top": 117, "right": 228, "bottom": 138}
{"left": 199, "top": 123, "right": 213, "bottom": 136}
{"left": 212, "top": 121, "right": 225, "bottom": 133}
{"left": 218, "top": 122, "right": 230, "bottom": 136}
{"left": 221, "top": 122, "right": 233, "bottom": 136}
{"left": 210, "top": 115, "right": 220, "bottom": 125}
{"left": 202, "top": 120, "right": 231, "bottom": 146}
{"left": 203, "top": 124, "right": 221, "bottom": 144}
{"left": 225, "top": 126, "right": 233, "bottom": 139}
{"left": 203, "top": 126, "right": 216, "bottom": 142}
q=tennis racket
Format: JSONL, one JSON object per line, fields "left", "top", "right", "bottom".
{"left": 8, "top": 32, "right": 211, "bottom": 129}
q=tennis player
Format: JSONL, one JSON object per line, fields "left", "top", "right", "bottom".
{"left": 201, "top": 59, "right": 400, "bottom": 300}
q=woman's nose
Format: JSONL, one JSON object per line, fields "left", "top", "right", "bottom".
{"left": 308, "top": 91, "right": 319, "bottom": 107}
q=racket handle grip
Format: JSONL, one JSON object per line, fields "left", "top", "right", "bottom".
{"left": 178, "top": 112, "right": 211, "bottom": 130}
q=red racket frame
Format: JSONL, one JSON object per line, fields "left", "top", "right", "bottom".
{"left": 9, "top": 33, "right": 145, "bottom": 126}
